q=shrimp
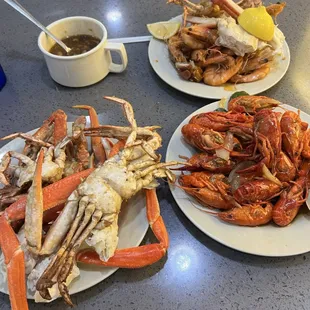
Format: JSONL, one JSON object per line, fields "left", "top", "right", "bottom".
{"left": 175, "top": 61, "right": 204, "bottom": 82}
{"left": 191, "top": 49, "right": 229, "bottom": 67}
{"left": 203, "top": 56, "right": 243, "bottom": 86}
{"left": 181, "top": 31, "right": 207, "bottom": 49}
{"left": 230, "top": 64, "right": 270, "bottom": 83}
{"left": 168, "top": 35, "right": 188, "bottom": 63}
{"left": 240, "top": 47, "right": 274, "bottom": 74}
{"left": 185, "top": 24, "right": 218, "bottom": 45}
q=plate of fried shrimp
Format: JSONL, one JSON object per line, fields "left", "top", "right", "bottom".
{"left": 148, "top": 0, "right": 290, "bottom": 99}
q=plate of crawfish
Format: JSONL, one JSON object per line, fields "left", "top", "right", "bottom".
{"left": 0, "top": 97, "right": 177, "bottom": 309}
{"left": 166, "top": 94, "right": 310, "bottom": 256}
{"left": 148, "top": 0, "right": 290, "bottom": 99}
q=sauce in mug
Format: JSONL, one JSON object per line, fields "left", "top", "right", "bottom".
{"left": 49, "top": 34, "right": 101, "bottom": 56}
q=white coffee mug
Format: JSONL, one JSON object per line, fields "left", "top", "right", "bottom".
{"left": 38, "top": 16, "right": 128, "bottom": 87}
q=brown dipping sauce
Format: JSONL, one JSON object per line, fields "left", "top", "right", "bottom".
{"left": 49, "top": 34, "right": 101, "bottom": 56}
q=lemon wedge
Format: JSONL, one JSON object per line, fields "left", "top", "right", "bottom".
{"left": 147, "top": 22, "right": 180, "bottom": 40}
{"left": 238, "top": 6, "right": 275, "bottom": 41}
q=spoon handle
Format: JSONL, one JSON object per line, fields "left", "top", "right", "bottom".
{"left": 4, "top": 0, "right": 71, "bottom": 53}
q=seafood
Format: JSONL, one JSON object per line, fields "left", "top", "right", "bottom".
{"left": 168, "top": 35, "right": 188, "bottom": 63}
{"left": 239, "top": 47, "right": 274, "bottom": 74}
{"left": 233, "top": 179, "right": 281, "bottom": 203}
{"left": 0, "top": 108, "right": 96, "bottom": 210}
{"left": 34, "top": 97, "right": 180, "bottom": 305}
{"left": 22, "top": 109, "right": 67, "bottom": 160}
{"left": 189, "top": 110, "right": 253, "bottom": 131}
{"left": 230, "top": 64, "right": 270, "bottom": 83}
{"left": 0, "top": 110, "right": 69, "bottom": 209}
{"left": 273, "top": 162, "right": 309, "bottom": 226}
{"left": 191, "top": 49, "right": 229, "bottom": 67}
{"left": 238, "top": 0, "right": 262, "bottom": 9}
{"left": 168, "top": 0, "right": 221, "bottom": 17}
{"left": 280, "top": 111, "right": 304, "bottom": 167}
{"left": 178, "top": 94, "right": 310, "bottom": 227}
{"left": 217, "top": 202, "right": 273, "bottom": 226}
{"left": 274, "top": 152, "right": 296, "bottom": 182}
{"left": 302, "top": 130, "right": 310, "bottom": 159}
{"left": 0, "top": 97, "right": 183, "bottom": 309}
{"left": 176, "top": 153, "right": 234, "bottom": 173}
{"left": 181, "top": 123, "right": 242, "bottom": 152}
{"left": 179, "top": 171, "right": 236, "bottom": 209}
{"left": 164, "top": 0, "right": 286, "bottom": 86}
{"left": 73, "top": 105, "right": 106, "bottom": 164}
{"left": 203, "top": 56, "right": 243, "bottom": 86}
{"left": 254, "top": 109, "right": 282, "bottom": 169}
{"left": 228, "top": 95, "right": 281, "bottom": 113}
{"left": 64, "top": 116, "right": 90, "bottom": 176}
{"left": 175, "top": 61, "right": 204, "bottom": 82}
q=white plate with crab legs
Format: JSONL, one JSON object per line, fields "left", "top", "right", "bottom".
{"left": 166, "top": 100, "right": 310, "bottom": 257}
{"left": 0, "top": 123, "right": 149, "bottom": 300}
{"left": 148, "top": 15, "right": 290, "bottom": 99}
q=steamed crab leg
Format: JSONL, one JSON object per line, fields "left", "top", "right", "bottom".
{"left": 84, "top": 125, "right": 161, "bottom": 140}
{"left": 108, "top": 140, "right": 126, "bottom": 158}
{"left": 0, "top": 153, "right": 11, "bottom": 185}
{"left": 22, "top": 109, "right": 67, "bottom": 159}
{"left": 212, "top": 0, "right": 243, "bottom": 18}
{"left": 71, "top": 116, "right": 89, "bottom": 169}
{"left": 2, "top": 168, "right": 94, "bottom": 223}
{"left": 34, "top": 97, "right": 181, "bottom": 306}
{"left": 25, "top": 149, "right": 44, "bottom": 255}
{"left": 73, "top": 105, "right": 107, "bottom": 164}
{"left": 77, "top": 189, "right": 169, "bottom": 268}
{"left": 0, "top": 133, "right": 52, "bottom": 148}
{"left": 0, "top": 169, "right": 95, "bottom": 309}
{"left": 0, "top": 215, "right": 28, "bottom": 310}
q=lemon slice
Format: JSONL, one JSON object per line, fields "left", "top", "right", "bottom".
{"left": 147, "top": 22, "right": 180, "bottom": 40}
{"left": 238, "top": 6, "right": 275, "bottom": 41}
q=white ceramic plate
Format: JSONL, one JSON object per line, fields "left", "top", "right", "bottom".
{"left": 166, "top": 101, "right": 310, "bottom": 257}
{"left": 148, "top": 15, "right": 290, "bottom": 99}
{"left": 0, "top": 124, "right": 149, "bottom": 298}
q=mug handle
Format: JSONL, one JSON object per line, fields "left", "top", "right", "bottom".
{"left": 105, "top": 42, "right": 128, "bottom": 73}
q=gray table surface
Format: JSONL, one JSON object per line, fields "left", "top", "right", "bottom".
{"left": 1, "top": 0, "right": 310, "bottom": 309}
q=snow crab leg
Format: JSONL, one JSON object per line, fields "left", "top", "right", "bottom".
{"left": 77, "top": 188, "right": 168, "bottom": 268}
{"left": 22, "top": 109, "right": 67, "bottom": 159}
{"left": 24, "top": 149, "right": 44, "bottom": 255}
{"left": 0, "top": 168, "right": 94, "bottom": 310}
{"left": 73, "top": 105, "right": 107, "bottom": 164}
{"left": 33, "top": 97, "right": 181, "bottom": 306}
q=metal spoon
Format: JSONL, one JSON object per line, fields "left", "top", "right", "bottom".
{"left": 4, "top": 0, "right": 71, "bottom": 54}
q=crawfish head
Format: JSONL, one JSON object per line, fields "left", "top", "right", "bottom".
{"left": 228, "top": 95, "right": 281, "bottom": 114}
{"left": 189, "top": 111, "right": 254, "bottom": 132}
{"left": 181, "top": 124, "right": 224, "bottom": 151}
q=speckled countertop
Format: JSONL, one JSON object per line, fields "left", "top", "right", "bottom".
{"left": 1, "top": 0, "right": 310, "bottom": 309}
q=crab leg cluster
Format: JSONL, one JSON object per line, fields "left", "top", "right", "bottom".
{"left": 0, "top": 96, "right": 183, "bottom": 309}
{"left": 34, "top": 96, "right": 180, "bottom": 306}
